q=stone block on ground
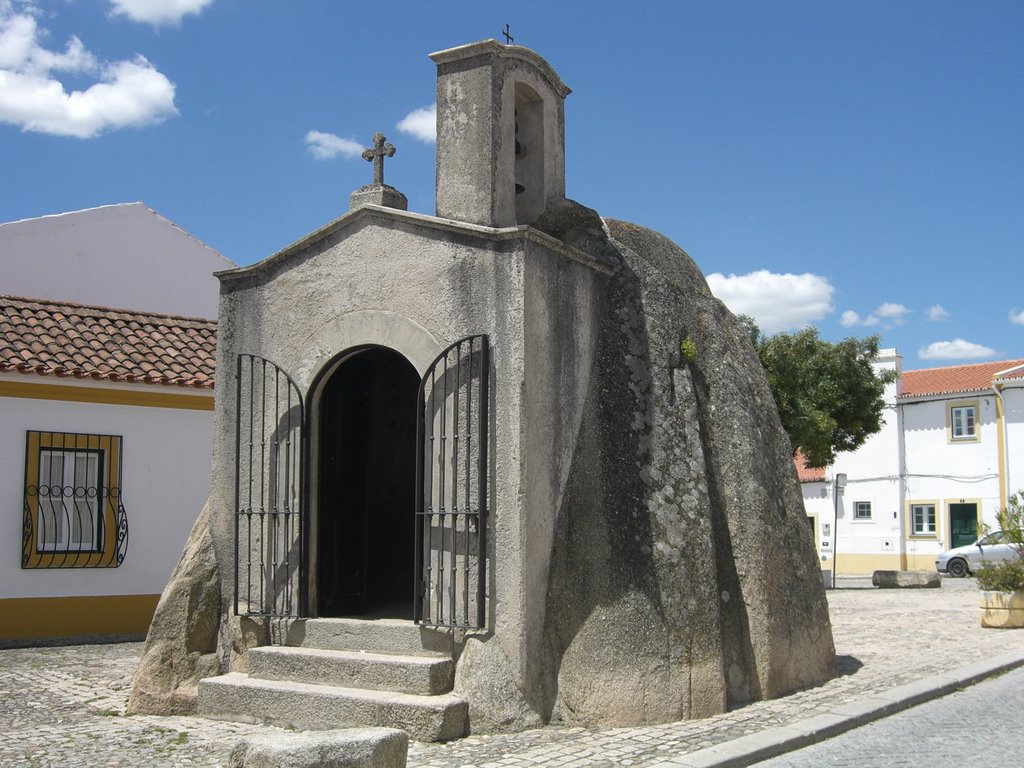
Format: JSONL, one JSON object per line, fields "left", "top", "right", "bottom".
{"left": 230, "top": 727, "right": 407, "bottom": 768}
{"left": 872, "top": 570, "right": 941, "bottom": 589}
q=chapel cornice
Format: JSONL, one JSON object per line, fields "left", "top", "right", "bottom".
{"left": 216, "top": 204, "right": 613, "bottom": 284}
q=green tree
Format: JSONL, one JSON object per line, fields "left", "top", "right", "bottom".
{"left": 742, "top": 320, "right": 897, "bottom": 468}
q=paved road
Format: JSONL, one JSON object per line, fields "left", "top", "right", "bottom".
{"left": 2, "top": 578, "right": 1023, "bottom": 767}
{"left": 755, "top": 664, "right": 1024, "bottom": 767}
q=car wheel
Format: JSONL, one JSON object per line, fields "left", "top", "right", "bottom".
{"left": 947, "top": 558, "right": 968, "bottom": 578}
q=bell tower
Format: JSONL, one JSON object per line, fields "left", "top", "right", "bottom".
{"left": 430, "top": 39, "right": 571, "bottom": 228}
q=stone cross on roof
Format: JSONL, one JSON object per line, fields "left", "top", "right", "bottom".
{"left": 349, "top": 132, "right": 407, "bottom": 212}
{"left": 361, "top": 132, "right": 396, "bottom": 186}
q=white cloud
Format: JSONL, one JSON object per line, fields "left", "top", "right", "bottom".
{"left": 396, "top": 103, "right": 435, "bottom": 142}
{"left": 843, "top": 309, "right": 884, "bottom": 327}
{"left": 875, "top": 302, "right": 910, "bottom": 324}
{"left": 109, "top": 0, "right": 215, "bottom": 27}
{"left": 926, "top": 305, "right": 951, "bottom": 322}
{"left": 0, "top": 5, "right": 177, "bottom": 138}
{"left": 919, "top": 339, "right": 996, "bottom": 361}
{"left": 706, "top": 270, "right": 834, "bottom": 334}
{"left": 1010, "top": 308, "right": 1024, "bottom": 326}
{"left": 840, "top": 302, "right": 909, "bottom": 329}
{"left": 305, "top": 130, "right": 363, "bottom": 160}
{"left": 0, "top": 10, "right": 97, "bottom": 73}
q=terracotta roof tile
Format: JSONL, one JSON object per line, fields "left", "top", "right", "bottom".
{"left": 795, "top": 451, "right": 826, "bottom": 483}
{"left": 899, "top": 359, "right": 1024, "bottom": 399}
{"left": 0, "top": 295, "right": 216, "bottom": 389}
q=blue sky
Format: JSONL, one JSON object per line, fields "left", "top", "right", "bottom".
{"left": 1, "top": 1, "right": 1021, "bottom": 368}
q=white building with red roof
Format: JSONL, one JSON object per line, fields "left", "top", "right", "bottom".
{"left": 0, "top": 204, "right": 230, "bottom": 644}
{"left": 800, "top": 352, "right": 1024, "bottom": 576}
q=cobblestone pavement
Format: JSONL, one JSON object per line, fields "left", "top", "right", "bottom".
{"left": 754, "top": 663, "right": 1024, "bottom": 767}
{"left": 2, "top": 578, "right": 1022, "bottom": 767}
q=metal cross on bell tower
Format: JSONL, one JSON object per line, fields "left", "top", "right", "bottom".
{"left": 361, "top": 132, "right": 396, "bottom": 186}
{"left": 502, "top": 24, "right": 514, "bottom": 45}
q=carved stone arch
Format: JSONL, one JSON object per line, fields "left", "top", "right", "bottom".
{"left": 297, "top": 309, "right": 443, "bottom": 386}
{"left": 297, "top": 311, "right": 445, "bottom": 618}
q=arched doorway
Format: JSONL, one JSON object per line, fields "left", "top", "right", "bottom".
{"left": 315, "top": 347, "right": 419, "bottom": 618}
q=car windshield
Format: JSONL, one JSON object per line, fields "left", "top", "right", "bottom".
{"left": 978, "top": 531, "right": 1006, "bottom": 546}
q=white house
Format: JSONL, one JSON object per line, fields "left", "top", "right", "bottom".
{"left": 802, "top": 352, "right": 1024, "bottom": 575}
{"left": 0, "top": 202, "right": 229, "bottom": 320}
{"left": 0, "top": 204, "right": 230, "bottom": 644}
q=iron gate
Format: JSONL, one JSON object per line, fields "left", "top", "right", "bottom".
{"left": 414, "top": 335, "right": 490, "bottom": 629}
{"left": 234, "top": 354, "right": 306, "bottom": 619}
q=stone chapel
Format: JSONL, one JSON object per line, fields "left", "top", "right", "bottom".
{"left": 129, "top": 39, "right": 835, "bottom": 742}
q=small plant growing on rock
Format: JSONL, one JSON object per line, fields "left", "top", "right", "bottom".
{"left": 679, "top": 336, "right": 697, "bottom": 365}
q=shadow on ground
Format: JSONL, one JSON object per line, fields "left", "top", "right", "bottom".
{"left": 836, "top": 654, "right": 864, "bottom": 677}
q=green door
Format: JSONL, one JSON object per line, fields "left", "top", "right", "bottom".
{"left": 949, "top": 503, "right": 978, "bottom": 548}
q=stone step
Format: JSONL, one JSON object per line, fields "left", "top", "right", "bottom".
{"left": 198, "top": 673, "right": 468, "bottom": 743}
{"left": 287, "top": 617, "right": 455, "bottom": 656}
{"left": 247, "top": 646, "right": 455, "bottom": 695}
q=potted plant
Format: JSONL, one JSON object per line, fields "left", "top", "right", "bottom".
{"left": 976, "top": 491, "right": 1024, "bottom": 628}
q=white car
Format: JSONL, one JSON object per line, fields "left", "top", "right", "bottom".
{"left": 935, "top": 531, "right": 1019, "bottom": 577}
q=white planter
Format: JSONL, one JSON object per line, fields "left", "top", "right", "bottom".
{"left": 979, "top": 590, "right": 1024, "bottom": 628}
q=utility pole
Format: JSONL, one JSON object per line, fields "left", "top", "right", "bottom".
{"left": 832, "top": 472, "right": 847, "bottom": 588}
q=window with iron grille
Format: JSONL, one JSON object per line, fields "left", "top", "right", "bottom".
{"left": 854, "top": 501, "right": 872, "bottom": 520}
{"left": 22, "top": 432, "right": 129, "bottom": 569}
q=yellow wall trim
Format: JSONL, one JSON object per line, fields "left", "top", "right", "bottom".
{"left": 0, "top": 379, "right": 214, "bottom": 411}
{"left": 0, "top": 594, "right": 160, "bottom": 640}
{"left": 819, "top": 552, "right": 935, "bottom": 574}
{"left": 994, "top": 386, "right": 1007, "bottom": 510}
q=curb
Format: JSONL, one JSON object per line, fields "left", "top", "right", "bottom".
{"left": 648, "top": 649, "right": 1024, "bottom": 768}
